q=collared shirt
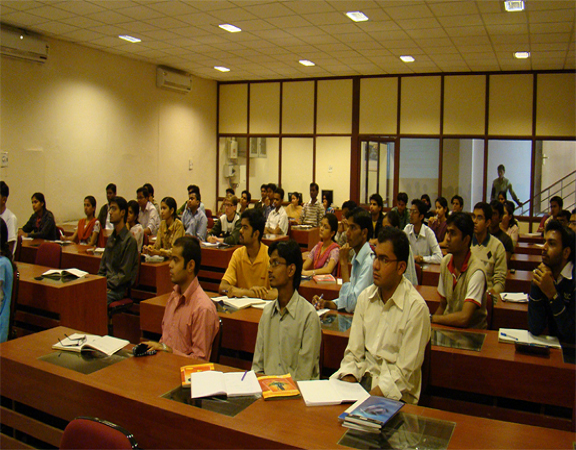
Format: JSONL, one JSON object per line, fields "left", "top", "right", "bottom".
{"left": 300, "top": 199, "right": 324, "bottom": 227}
{"left": 0, "top": 207, "right": 17, "bottom": 252}
{"left": 334, "top": 242, "right": 374, "bottom": 313}
{"left": 490, "top": 227, "right": 514, "bottom": 255}
{"left": 129, "top": 224, "right": 144, "bottom": 252}
{"left": 471, "top": 233, "right": 507, "bottom": 294}
{"left": 138, "top": 202, "right": 160, "bottom": 235}
{"left": 222, "top": 243, "right": 270, "bottom": 290}
{"left": 404, "top": 223, "right": 443, "bottom": 264}
{"left": 331, "top": 280, "right": 431, "bottom": 404}
{"left": 392, "top": 207, "right": 410, "bottom": 230}
{"left": 265, "top": 207, "right": 289, "bottom": 235}
{"left": 252, "top": 290, "right": 321, "bottom": 381}
{"left": 438, "top": 251, "right": 486, "bottom": 307}
{"left": 160, "top": 277, "right": 220, "bottom": 360}
{"left": 181, "top": 207, "right": 207, "bottom": 241}
{"left": 154, "top": 219, "right": 185, "bottom": 256}
{"left": 97, "top": 227, "right": 139, "bottom": 294}
{"left": 209, "top": 212, "right": 241, "bottom": 245}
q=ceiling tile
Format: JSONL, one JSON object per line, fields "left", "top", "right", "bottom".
{"left": 33, "top": 21, "right": 78, "bottom": 35}
{"left": 61, "top": 29, "right": 105, "bottom": 41}
{"left": 87, "top": 35, "right": 127, "bottom": 48}
{"left": 145, "top": 1, "right": 199, "bottom": 16}
{"left": 303, "top": 11, "right": 350, "bottom": 26}
{"left": 263, "top": 14, "right": 311, "bottom": 29}
{"left": 485, "top": 23, "right": 528, "bottom": 35}
{"left": 52, "top": 1, "right": 106, "bottom": 15}
{"left": 444, "top": 26, "right": 488, "bottom": 37}
{"left": 142, "top": 17, "right": 191, "bottom": 29}
{"left": 112, "top": 5, "right": 164, "bottom": 20}
{"left": 398, "top": 17, "right": 442, "bottom": 30}
{"left": 209, "top": 7, "right": 259, "bottom": 22}
{"left": 23, "top": 4, "right": 76, "bottom": 20}
{"left": 405, "top": 27, "right": 448, "bottom": 39}
{"left": 529, "top": 9, "right": 576, "bottom": 24}
{"left": 58, "top": 15, "right": 105, "bottom": 28}
{"left": 481, "top": 12, "right": 528, "bottom": 26}
{"left": 385, "top": 3, "right": 434, "bottom": 20}
{"left": 428, "top": 1, "right": 479, "bottom": 17}
{"left": 1, "top": 11, "right": 51, "bottom": 26}
{"left": 242, "top": 2, "right": 296, "bottom": 19}
{"left": 86, "top": 10, "right": 132, "bottom": 25}
{"left": 138, "top": 29, "right": 183, "bottom": 40}
{"left": 1, "top": 1, "right": 46, "bottom": 12}
{"left": 531, "top": 33, "right": 572, "bottom": 44}
{"left": 282, "top": 0, "right": 334, "bottom": 15}
{"left": 457, "top": 44, "right": 494, "bottom": 53}
{"left": 437, "top": 14, "right": 483, "bottom": 28}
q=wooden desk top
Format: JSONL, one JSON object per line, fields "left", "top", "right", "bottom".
{"left": 262, "top": 234, "right": 289, "bottom": 246}
{"left": 515, "top": 242, "right": 544, "bottom": 255}
{"left": 2, "top": 326, "right": 574, "bottom": 450}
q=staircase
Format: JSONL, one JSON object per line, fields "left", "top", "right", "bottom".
{"left": 518, "top": 170, "right": 575, "bottom": 217}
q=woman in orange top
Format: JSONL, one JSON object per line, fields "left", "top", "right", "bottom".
{"left": 66, "top": 196, "right": 100, "bottom": 246}
{"left": 301, "top": 214, "right": 340, "bottom": 277}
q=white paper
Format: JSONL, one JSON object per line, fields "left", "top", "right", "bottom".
{"left": 498, "top": 328, "right": 561, "bottom": 349}
{"left": 501, "top": 292, "right": 528, "bottom": 303}
{"left": 191, "top": 371, "right": 262, "bottom": 399}
{"left": 297, "top": 379, "right": 369, "bottom": 406}
{"left": 317, "top": 308, "right": 330, "bottom": 317}
{"left": 224, "top": 371, "right": 262, "bottom": 397}
{"left": 52, "top": 333, "right": 128, "bottom": 356}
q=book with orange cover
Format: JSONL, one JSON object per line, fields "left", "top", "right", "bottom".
{"left": 180, "top": 363, "right": 215, "bottom": 387}
{"left": 257, "top": 374, "right": 301, "bottom": 400}
{"left": 313, "top": 274, "right": 336, "bottom": 284}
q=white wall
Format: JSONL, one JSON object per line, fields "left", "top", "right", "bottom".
{"left": 0, "top": 37, "right": 217, "bottom": 224}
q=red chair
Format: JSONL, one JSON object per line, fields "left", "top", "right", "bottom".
{"left": 14, "top": 235, "right": 22, "bottom": 262}
{"left": 108, "top": 257, "right": 141, "bottom": 336}
{"left": 60, "top": 416, "right": 138, "bottom": 449}
{"left": 205, "top": 209, "right": 214, "bottom": 229}
{"left": 35, "top": 242, "right": 62, "bottom": 268}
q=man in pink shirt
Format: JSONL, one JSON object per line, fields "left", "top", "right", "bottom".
{"left": 144, "top": 236, "right": 219, "bottom": 360}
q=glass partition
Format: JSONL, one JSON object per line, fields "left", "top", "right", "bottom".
{"left": 399, "top": 138, "right": 439, "bottom": 205}
{"left": 281, "top": 138, "right": 314, "bottom": 202}
{"left": 248, "top": 137, "right": 279, "bottom": 199}
{"left": 359, "top": 140, "right": 395, "bottom": 207}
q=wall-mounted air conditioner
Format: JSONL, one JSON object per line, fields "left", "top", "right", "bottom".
{"left": 156, "top": 66, "right": 192, "bottom": 93}
{"left": 1, "top": 25, "right": 49, "bottom": 63}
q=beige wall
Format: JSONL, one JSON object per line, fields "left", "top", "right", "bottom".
{"left": 1, "top": 37, "right": 217, "bottom": 224}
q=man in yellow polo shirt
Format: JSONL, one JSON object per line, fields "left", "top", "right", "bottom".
{"left": 219, "top": 208, "right": 278, "bottom": 300}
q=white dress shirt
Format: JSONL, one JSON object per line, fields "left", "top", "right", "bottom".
{"left": 138, "top": 201, "right": 160, "bottom": 235}
{"left": 404, "top": 223, "right": 442, "bottom": 264}
{"left": 265, "top": 207, "right": 289, "bottom": 235}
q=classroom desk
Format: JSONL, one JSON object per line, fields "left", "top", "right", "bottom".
{"left": 261, "top": 234, "right": 289, "bottom": 246}
{"left": 510, "top": 253, "right": 540, "bottom": 271}
{"left": 198, "top": 245, "right": 239, "bottom": 292}
{"left": 289, "top": 226, "right": 319, "bottom": 251}
{"left": 515, "top": 242, "right": 543, "bottom": 255}
{"left": 519, "top": 233, "right": 544, "bottom": 244}
{"left": 16, "top": 262, "right": 107, "bottom": 335}
{"left": 3, "top": 327, "right": 573, "bottom": 450}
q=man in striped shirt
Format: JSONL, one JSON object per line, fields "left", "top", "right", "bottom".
{"left": 300, "top": 182, "right": 324, "bottom": 227}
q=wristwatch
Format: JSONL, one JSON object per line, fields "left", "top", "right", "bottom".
{"left": 161, "top": 343, "right": 168, "bottom": 352}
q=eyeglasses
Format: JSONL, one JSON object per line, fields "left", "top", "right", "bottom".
{"left": 268, "top": 259, "right": 287, "bottom": 268}
{"left": 373, "top": 254, "right": 398, "bottom": 265}
{"left": 58, "top": 334, "right": 87, "bottom": 347}
{"left": 223, "top": 203, "right": 233, "bottom": 208}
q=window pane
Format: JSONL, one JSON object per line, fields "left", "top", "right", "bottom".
{"left": 359, "top": 141, "right": 394, "bottom": 207}
{"left": 281, "top": 138, "right": 313, "bottom": 201}
{"left": 219, "top": 137, "right": 247, "bottom": 198}
{"left": 399, "top": 138, "right": 439, "bottom": 204}
{"left": 249, "top": 138, "right": 279, "bottom": 198}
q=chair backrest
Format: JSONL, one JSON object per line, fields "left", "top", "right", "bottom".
{"left": 142, "top": 233, "right": 149, "bottom": 247}
{"left": 60, "top": 416, "right": 138, "bottom": 449}
{"left": 414, "top": 263, "right": 423, "bottom": 285}
{"left": 8, "top": 269, "right": 19, "bottom": 340}
{"left": 419, "top": 339, "right": 432, "bottom": 401}
{"left": 485, "top": 291, "right": 494, "bottom": 330}
{"left": 209, "top": 318, "right": 223, "bottom": 363}
{"left": 14, "top": 235, "right": 22, "bottom": 262}
{"left": 35, "top": 242, "right": 62, "bottom": 268}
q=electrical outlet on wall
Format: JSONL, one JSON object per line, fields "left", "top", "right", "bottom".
{"left": 1, "top": 152, "right": 8, "bottom": 168}
{"left": 189, "top": 159, "right": 193, "bottom": 171}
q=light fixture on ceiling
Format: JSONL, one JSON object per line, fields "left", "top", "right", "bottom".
{"left": 219, "top": 24, "right": 241, "bottom": 33}
{"left": 400, "top": 56, "right": 415, "bottom": 63}
{"left": 504, "top": 1, "right": 524, "bottom": 12}
{"left": 118, "top": 35, "right": 141, "bottom": 43}
{"left": 299, "top": 60, "right": 315, "bottom": 67}
{"left": 214, "top": 66, "right": 230, "bottom": 72}
{"left": 514, "top": 51, "right": 530, "bottom": 59}
{"left": 345, "top": 11, "right": 369, "bottom": 22}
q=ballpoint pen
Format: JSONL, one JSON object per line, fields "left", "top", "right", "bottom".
{"left": 241, "top": 370, "right": 248, "bottom": 381}
{"left": 315, "top": 293, "right": 324, "bottom": 308}
{"left": 500, "top": 332, "right": 518, "bottom": 340}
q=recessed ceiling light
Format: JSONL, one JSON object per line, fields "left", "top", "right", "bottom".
{"left": 345, "top": 11, "right": 369, "bottom": 22}
{"left": 400, "top": 56, "right": 415, "bottom": 63}
{"left": 119, "top": 35, "right": 141, "bottom": 43}
{"left": 219, "top": 24, "right": 241, "bottom": 33}
{"left": 504, "top": 0, "right": 524, "bottom": 12}
{"left": 299, "top": 60, "right": 315, "bottom": 67}
{"left": 514, "top": 51, "right": 530, "bottom": 59}
{"left": 214, "top": 66, "right": 230, "bottom": 72}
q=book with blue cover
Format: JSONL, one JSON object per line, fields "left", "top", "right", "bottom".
{"left": 342, "top": 395, "right": 404, "bottom": 432}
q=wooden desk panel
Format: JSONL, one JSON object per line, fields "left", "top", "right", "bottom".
{"left": 289, "top": 227, "right": 320, "bottom": 251}
{"left": 16, "top": 262, "right": 107, "bottom": 335}
{"left": 1, "top": 327, "right": 574, "bottom": 449}
{"left": 519, "top": 234, "right": 544, "bottom": 244}
{"left": 198, "top": 246, "right": 239, "bottom": 292}
{"left": 510, "top": 253, "right": 540, "bottom": 272}
{"left": 515, "top": 242, "right": 543, "bottom": 255}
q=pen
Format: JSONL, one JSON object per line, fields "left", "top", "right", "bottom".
{"left": 241, "top": 370, "right": 248, "bottom": 381}
{"left": 314, "top": 293, "right": 324, "bottom": 308}
{"left": 500, "top": 332, "right": 518, "bottom": 340}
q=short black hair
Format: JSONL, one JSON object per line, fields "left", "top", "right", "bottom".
{"left": 127, "top": 200, "right": 140, "bottom": 224}
{"left": 377, "top": 227, "right": 410, "bottom": 267}
{"left": 451, "top": 195, "right": 464, "bottom": 208}
{"left": 497, "top": 191, "right": 507, "bottom": 200}
{"left": 411, "top": 199, "right": 426, "bottom": 217}
{"left": 342, "top": 200, "right": 357, "bottom": 211}
{"left": 136, "top": 187, "right": 149, "bottom": 198}
{"left": 190, "top": 190, "right": 201, "bottom": 201}
{"left": 268, "top": 240, "right": 303, "bottom": 290}
{"left": 384, "top": 210, "right": 400, "bottom": 228}
{"left": 260, "top": 183, "right": 268, "bottom": 190}
{"left": 497, "top": 164, "right": 505, "bottom": 172}
{"left": 369, "top": 193, "right": 383, "bottom": 209}
{"left": 345, "top": 207, "right": 373, "bottom": 237}
{"left": 188, "top": 184, "right": 200, "bottom": 195}
{"left": 310, "top": 182, "right": 319, "bottom": 191}
{"left": 0, "top": 181, "right": 9, "bottom": 198}
{"left": 173, "top": 236, "right": 202, "bottom": 275}
{"left": 106, "top": 183, "right": 116, "bottom": 193}
{"left": 474, "top": 202, "right": 492, "bottom": 222}
{"left": 267, "top": 183, "right": 277, "bottom": 192}
{"left": 324, "top": 213, "right": 338, "bottom": 241}
{"left": 226, "top": 188, "right": 235, "bottom": 196}
{"left": 85, "top": 195, "right": 96, "bottom": 208}
{"left": 275, "top": 187, "right": 285, "bottom": 201}
{"left": 161, "top": 196, "right": 178, "bottom": 220}
{"left": 143, "top": 183, "right": 154, "bottom": 196}
{"left": 397, "top": 192, "right": 408, "bottom": 204}
{"left": 32, "top": 192, "right": 47, "bottom": 210}
{"left": 490, "top": 200, "right": 504, "bottom": 218}
{"left": 435, "top": 196, "right": 448, "bottom": 209}
{"left": 421, "top": 194, "right": 431, "bottom": 210}
{"left": 550, "top": 196, "right": 563, "bottom": 209}
{"left": 446, "top": 212, "right": 474, "bottom": 244}
{"left": 559, "top": 210, "right": 571, "bottom": 222}
{"left": 240, "top": 208, "right": 265, "bottom": 242}
{"left": 110, "top": 196, "right": 128, "bottom": 223}
{"left": 545, "top": 219, "right": 574, "bottom": 258}
{"left": 242, "top": 190, "right": 252, "bottom": 202}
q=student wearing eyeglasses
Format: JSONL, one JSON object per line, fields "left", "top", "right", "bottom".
{"left": 207, "top": 195, "right": 241, "bottom": 245}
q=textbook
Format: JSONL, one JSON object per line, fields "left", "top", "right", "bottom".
{"left": 297, "top": 379, "right": 369, "bottom": 407}
{"left": 258, "top": 374, "right": 301, "bottom": 400}
{"left": 498, "top": 328, "right": 561, "bottom": 349}
{"left": 52, "top": 333, "right": 129, "bottom": 356}
{"left": 190, "top": 370, "right": 262, "bottom": 399}
{"left": 211, "top": 296, "right": 266, "bottom": 310}
{"left": 313, "top": 274, "right": 336, "bottom": 284}
{"left": 180, "top": 363, "right": 215, "bottom": 387}
{"left": 42, "top": 268, "right": 88, "bottom": 279}
{"left": 342, "top": 395, "right": 404, "bottom": 432}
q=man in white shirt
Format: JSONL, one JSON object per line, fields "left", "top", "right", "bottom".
{"left": 265, "top": 187, "right": 289, "bottom": 235}
{"left": 0, "top": 182, "right": 17, "bottom": 255}
{"left": 137, "top": 186, "right": 160, "bottom": 236}
{"left": 404, "top": 199, "right": 442, "bottom": 265}
{"left": 331, "top": 227, "right": 431, "bottom": 404}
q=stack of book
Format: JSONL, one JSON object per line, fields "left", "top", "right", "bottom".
{"left": 339, "top": 396, "right": 404, "bottom": 434}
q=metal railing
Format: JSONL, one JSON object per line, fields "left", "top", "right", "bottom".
{"left": 518, "top": 170, "right": 576, "bottom": 217}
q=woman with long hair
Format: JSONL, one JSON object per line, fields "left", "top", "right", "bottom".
{"left": 302, "top": 214, "right": 340, "bottom": 277}
{"left": 144, "top": 196, "right": 184, "bottom": 257}
{"left": 428, "top": 197, "right": 449, "bottom": 248}
{"left": 65, "top": 196, "right": 100, "bottom": 246}
{"left": 501, "top": 201, "right": 519, "bottom": 247}
{"left": 126, "top": 200, "right": 144, "bottom": 252}
{"left": 19, "top": 192, "right": 59, "bottom": 240}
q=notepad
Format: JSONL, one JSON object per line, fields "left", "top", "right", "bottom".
{"left": 297, "top": 379, "right": 369, "bottom": 406}
{"left": 42, "top": 268, "right": 88, "bottom": 279}
{"left": 52, "top": 333, "right": 129, "bottom": 356}
{"left": 190, "top": 370, "right": 262, "bottom": 399}
{"left": 498, "top": 328, "right": 561, "bottom": 348}
{"left": 501, "top": 292, "right": 528, "bottom": 303}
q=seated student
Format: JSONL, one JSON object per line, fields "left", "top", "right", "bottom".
{"left": 252, "top": 240, "right": 321, "bottom": 381}
{"left": 177, "top": 185, "right": 207, "bottom": 217}
{"left": 97, "top": 197, "right": 139, "bottom": 305}
{"left": 322, "top": 192, "right": 335, "bottom": 214}
{"left": 558, "top": 209, "right": 571, "bottom": 227}
{"left": 143, "top": 183, "right": 159, "bottom": 213}
{"left": 391, "top": 192, "right": 410, "bottom": 230}
{"left": 404, "top": 199, "right": 443, "bottom": 265}
{"left": 335, "top": 200, "right": 357, "bottom": 246}
{"left": 313, "top": 207, "right": 373, "bottom": 313}
{"left": 207, "top": 195, "right": 241, "bottom": 245}
{"left": 368, "top": 193, "right": 384, "bottom": 246}
{"left": 570, "top": 208, "right": 576, "bottom": 232}
{"left": 501, "top": 200, "right": 519, "bottom": 247}
{"left": 300, "top": 182, "right": 324, "bottom": 227}
{"left": 264, "top": 187, "right": 289, "bottom": 236}
{"left": 144, "top": 197, "right": 185, "bottom": 258}
{"left": 219, "top": 208, "right": 277, "bottom": 300}
{"left": 285, "top": 192, "right": 303, "bottom": 223}
{"left": 497, "top": 191, "right": 507, "bottom": 204}
{"left": 330, "top": 227, "right": 430, "bottom": 404}
{"left": 137, "top": 186, "right": 160, "bottom": 236}
{"left": 471, "top": 202, "right": 507, "bottom": 301}
{"left": 19, "top": 192, "right": 59, "bottom": 240}
{"left": 431, "top": 213, "right": 488, "bottom": 329}
{"left": 383, "top": 210, "right": 418, "bottom": 286}
{"left": 538, "top": 195, "right": 562, "bottom": 233}
{"left": 239, "top": 190, "right": 251, "bottom": 215}
{"left": 264, "top": 184, "right": 277, "bottom": 220}
{"left": 254, "top": 184, "right": 269, "bottom": 212}
{"left": 126, "top": 200, "right": 144, "bottom": 252}
{"left": 143, "top": 237, "right": 220, "bottom": 359}
{"left": 97, "top": 183, "right": 116, "bottom": 234}
{"left": 451, "top": 195, "right": 464, "bottom": 214}
{"left": 302, "top": 214, "right": 340, "bottom": 277}
{"left": 428, "top": 197, "right": 449, "bottom": 247}
{"left": 529, "top": 220, "right": 575, "bottom": 343}
{"left": 65, "top": 196, "right": 100, "bottom": 246}
{"left": 421, "top": 194, "right": 434, "bottom": 224}
{"left": 489, "top": 200, "right": 514, "bottom": 263}
{"left": 218, "top": 188, "right": 235, "bottom": 216}
{"left": 0, "top": 219, "right": 15, "bottom": 343}
{"left": 181, "top": 191, "right": 207, "bottom": 241}
{"left": 0, "top": 182, "right": 17, "bottom": 255}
